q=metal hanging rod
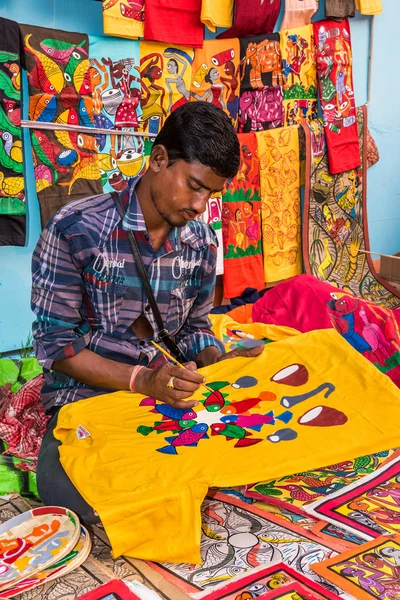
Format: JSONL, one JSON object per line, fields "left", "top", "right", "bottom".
{"left": 20, "top": 120, "right": 156, "bottom": 139}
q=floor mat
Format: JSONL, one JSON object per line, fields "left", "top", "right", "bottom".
{"left": 302, "top": 105, "right": 400, "bottom": 309}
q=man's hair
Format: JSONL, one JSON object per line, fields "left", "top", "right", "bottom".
{"left": 153, "top": 102, "right": 240, "bottom": 179}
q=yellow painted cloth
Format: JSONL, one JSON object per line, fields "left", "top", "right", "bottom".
{"left": 102, "top": 0, "right": 145, "bottom": 39}
{"left": 356, "top": 0, "right": 382, "bottom": 14}
{"left": 257, "top": 126, "right": 302, "bottom": 282}
{"left": 280, "top": 25, "right": 318, "bottom": 127}
{"left": 55, "top": 329, "right": 400, "bottom": 564}
{"left": 190, "top": 39, "right": 240, "bottom": 127}
{"left": 140, "top": 42, "right": 194, "bottom": 133}
{"left": 201, "top": 0, "right": 234, "bottom": 32}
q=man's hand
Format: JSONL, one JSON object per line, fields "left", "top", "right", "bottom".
{"left": 134, "top": 361, "right": 205, "bottom": 408}
{"left": 215, "top": 344, "right": 265, "bottom": 362}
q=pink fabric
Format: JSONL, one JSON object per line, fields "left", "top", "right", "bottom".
{"left": 252, "top": 275, "right": 400, "bottom": 388}
{"left": 281, "top": 0, "right": 319, "bottom": 29}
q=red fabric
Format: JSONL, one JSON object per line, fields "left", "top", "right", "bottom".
{"left": 217, "top": 0, "right": 281, "bottom": 39}
{"left": 144, "top": 0, "right": 204, "bottom": 48}
{"left": 0, "top": 375, "right": 48, "bottom": 470}
{"left": 314, "top": 19, "right": 361, "bottom": 174}
{"left": 252, "top": 275, "right": 400, "bottom": 388}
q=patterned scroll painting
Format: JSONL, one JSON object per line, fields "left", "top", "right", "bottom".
{"left": 20, "top": 25, "right": 102, "bottom": 226}
{"left": 302, "top": 105, "right": 400, "bottom": 309}
{"left": 102, "top": 0, "right": 145, "bottom": 40}
{"left": 0, "top": 17, "right": 25, "bottom": 247}
{"left": 89, "top": 35, "right": 144, "bottom": 195}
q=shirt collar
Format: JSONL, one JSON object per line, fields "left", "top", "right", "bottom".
{"left": 121, "top": 176, "right": 214, "bottom": 251}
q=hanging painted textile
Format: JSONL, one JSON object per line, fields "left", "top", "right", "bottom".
{"left": 190, "top": 39, "right": 240, "bottom": 127}
{"left": 20, "top": 25, "right": 102, "bottom": 227}
{"left": 312, "top": 535, "right": 400, "bottom": 600}
{"left": 54, "top": 328, "right": 400, "bottom": 564}
{"left": 102, "top": 0, "right": 145, "bottom": 40}
{"left": 302, "top": 106, "right": 400, "bottom": 308}
{"left": 238, "top": 34, "right": 283, "bottom": 134}
{"left": 144, "top": 0, "right": 203, "bottom": 49}
{"left": 201, "top": 195, "right": 224, "bottom": 276}
{"left": 314, "top": 18, "right": 360, "bottom": 174}
{"left": 221, "top": 133, "right": 264, "bottom": 298}
{"left": 252, "top": 275, "right": 400, "bottom": 387}
{"left": 306, "top": 456, "right": 400, "bottom": 542}
{"left": 201, "top": 0, "right": 234, "bottom": 33}
{"left": 356, "top": 0, "right": 382, "bottom": 15}
{"left": 310, "top": 520, "right": 366, "bottom": 548}
{"left": 245, "top": 450, "right": 394, "bottom": 516}
{"left": 140, "top": 41, "right": 194, "bottom": 134}
{"left": 280, "top": 25, "right": 318, "bottom": 127}
{"left": 217, "top": 0, "right": 281, "bottom": 39}
{"left": 281, "top": 0, "right": 319, "bottom": 29}
{"left": 325, "top": 0, "right": 356, "bottom": 19}
{"left": 89, "top": 36, "right": 144, "bottom": 195}
{"left": 258, "top": 125, "right": 302, "bottom": 282}
{"left": 0, "top": 17, "right": 25, "bottom": 247}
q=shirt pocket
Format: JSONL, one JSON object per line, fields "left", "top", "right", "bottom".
{"left": 84, "top": 278, "right": 127, "bottom": 334}
{"left": 166, "top": 286, "right": 198, "bottom": 336}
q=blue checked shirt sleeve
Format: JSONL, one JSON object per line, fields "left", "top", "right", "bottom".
{"left": 31, "top": 223, "right": 91, "bottom": 370}
{"left": 176, "top": 247, "right": 225, "bottom": 362}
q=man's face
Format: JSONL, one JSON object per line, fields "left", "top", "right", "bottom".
{"left": 148, "top": 148, "right": 227, "bottom": 227}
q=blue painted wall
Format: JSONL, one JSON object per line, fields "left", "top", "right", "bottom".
{"left": 0, "top": 0, "right": 398, "bottom": 352}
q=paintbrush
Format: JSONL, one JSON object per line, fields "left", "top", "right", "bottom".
{"left": 151, "top": 340, "right": 214, "bottom": 394}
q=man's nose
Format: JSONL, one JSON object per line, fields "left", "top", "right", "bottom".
{"left": 192, "top": 192, "right": 210, "bottom": 215}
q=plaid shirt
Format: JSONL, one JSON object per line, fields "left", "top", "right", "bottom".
{"left": 31, "top": 178, "right": 225, "bottom": 412}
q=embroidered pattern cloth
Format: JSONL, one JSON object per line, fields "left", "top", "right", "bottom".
{"left": 55, "top": 329, "right": 400, "bottom": 562}
{"left": 313, "top": 19, "right": 360, "bottom": 174}
{"left": 102, "top": 0, "right": 145, "bottom": 40}
{"left": 221, "top": 133, "right": 264, "bottom": 298}
{"left": 281, "top": 25, "right": 318, "bottom": 127}
{"left": 258, "top": 126, "right": 302, "bottom": 282}
{"left": 0, "top": 17, "right": 25, "bottom": 247}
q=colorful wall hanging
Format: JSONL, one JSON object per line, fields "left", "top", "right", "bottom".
{"left": 190, "top": 39, "right": 240, "bottom": 127}
{"left": 54, "top": 328, "right": 400, "bottom": 564}
{"left": 201, "top": 0, "right": 234, "bottom": 33}
{"left": 281, "top": 0, "right": 319, "bottom": 30}
{"left": 305, "top": 456, "right": 400, "bottom": 542}
{"left": 201, "top": 195, "right": 224, "bottom": 276}
{"left": 89, "top": 35, "right": 144, "bottom": 195}
{"left": 258, "top": 125, "right": 302, "bottom": 282}
{"left": 356, "top": 0, "right": 382, "bottom": 15}
{"left": 280, "top": 25, "right": 318, "bottom": 127}
{"left": 245, "top": 450, "right": 394, "bottom": 516}
{"left": 0, "top": 17, "right": 25, "bottom": 247}
{"left": 325, "top": 0, "right": 356, "bottom": 19}
{"left": 251, "top": 275, "right": 400, "bottom": 388}
{"left": 218, "top": 0, "right": 281, "bottom": 39}
{"left": 312, "top": 535, "right": 400, "bottom": 600}
{"left": 140, "top": 41, "right": 194, "bottom": 134}
{"left": 302, "top": 107, "right": 400, "bottom": 309}
{"left": 148, "top": 492, "right": 344, "bottom": 595}
{"left": 238, "top": 34, "right": 284, "bottom": 134}
{"left": 144, "top": 0, "right": 203, "bottom": 49}
{"left": 221, "top": 133, "right": 264, "bottom": 298}
{"left": 193, "top": 562, "right": 342, "bottom": 600}
{"left": 20, "top": 25, "right": 102, "bottom": 227}
{"left": 313, "top": 18, "right": 360, "bottom": 174}
{"left": 102, "top": 0, "right": 145, "bottom": 40}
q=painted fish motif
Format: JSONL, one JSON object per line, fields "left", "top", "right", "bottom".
{"left": 25, "top": 34, "right": 64, "bottom": 94}
{"left": 220, "top": 398, "right": 262, "bottom": 415}
{"left": 78, "top": 97, "right": 94, "bottom": 127}
{"left": 31, "top": 133, "right": 59, "bottom": 182}
{"left": 33, "top": 131, "right": 68, "bottom": 174}
{"left": 0, "top": 137, "right": 23, "bottom": 174}
{"left": 157, "top": 423, "right": 209, "bottom": 454}
{"left": 40, "top": 38, "right": 87, "bottom": 63}
{"left": 29, "top": 93, "right": 54, "bottom": 121}
{"left": 77, "top": 133, "right": 99, "bottom": 152}
{"left": 143, "top": 399, "right": 197, "bottom": 421}
{"left": 58, "top": 155, "right": 101, "bottom": 194}
{"left": 235, "top": 412, "right": 276, "bottom": 431}
{"left": 73, "top": 59, "right": 91, "bottom": 95}
{"left": 55, "top": 108, "right": 79, "bottom": 151}
{"left": 0, "top": 173, "right": 24, "bottom": 196}
{"left": 211, "top": 423, "right": 262, "bottom": 448}
{"left": 35, "top": 164, "right": 53, "bottom": 192}
{"left": 60, "top": 86, "right": 78, "bottom": 109}
{"left": 204, "top": 389, "right": 227, "bottom": 412}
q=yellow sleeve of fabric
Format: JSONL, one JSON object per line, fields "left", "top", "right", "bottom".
{"left": 200, "top": 0, "right": 234, "bottom": 32}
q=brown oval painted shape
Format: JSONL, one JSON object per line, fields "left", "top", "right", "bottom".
{"left": 298, "top": 405, "right": 348, "bottom": 427}
{"left": 270, "top": 364, "right": 309, "bottom": 387}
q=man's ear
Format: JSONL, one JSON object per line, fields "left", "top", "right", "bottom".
{"left": 149, "top": 144, "right": 168, "bottom": 173}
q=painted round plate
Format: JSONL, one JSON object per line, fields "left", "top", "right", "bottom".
{"left": 1, "top": 526, "right": 91, "bottom": 598}
{"left": 0, "top": 506, "right": 80, "bottom": 592}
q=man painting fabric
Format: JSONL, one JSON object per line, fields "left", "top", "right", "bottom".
{"left": 32, "top": 103, "right": 263, "bottom": 521}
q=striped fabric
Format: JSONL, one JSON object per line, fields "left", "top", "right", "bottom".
{"left": 31, "top": 177, "right": 225, "bottom": 412}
